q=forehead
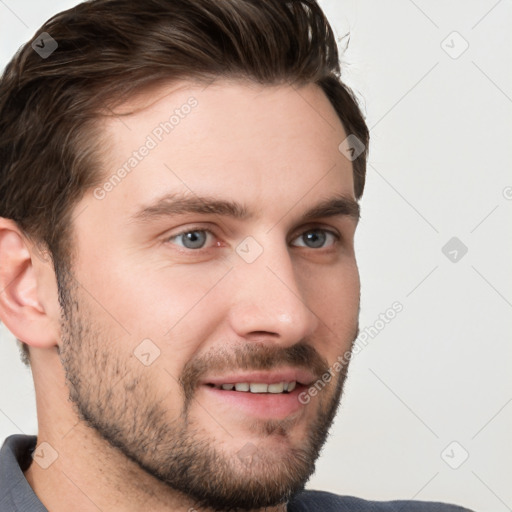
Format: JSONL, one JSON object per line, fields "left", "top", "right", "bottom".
{"left": 89, "top": 79, "right": 355, "bottom": 224}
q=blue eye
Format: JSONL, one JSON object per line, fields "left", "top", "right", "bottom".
{"left": 291, "top": 229, "right": 338, "bottom": 249}
{"left": 167, "top": 227, "right": 339, "bottom": 252}
{"left": 168, "top": 230, "right": 211, "bottom": 250}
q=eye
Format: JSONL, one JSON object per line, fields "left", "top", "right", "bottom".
{"left": 167, "top": 229, "right": 214, "bottom": 250}
{"left": 291, "top": 228, "right": 339, "bottom": 249}
{"left": 166, "top": 227, "right": 339, "bottom": 252}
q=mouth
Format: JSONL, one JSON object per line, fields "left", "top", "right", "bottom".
{"left": 199, "top": 369, "right": 316, "bottom": 420}
{"left": 205, "top": 381, "right": 297, "bottom": 393}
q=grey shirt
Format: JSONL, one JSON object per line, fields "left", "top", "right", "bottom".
{"left": 0, "top": 434, "right": 473, "bottom": 511}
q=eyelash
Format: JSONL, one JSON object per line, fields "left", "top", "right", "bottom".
{"left": 165, "top": 226, "right": 340, "bottom": 253}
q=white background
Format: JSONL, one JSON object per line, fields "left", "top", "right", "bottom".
{"left": 1, "top": 1, "right": 511, "bottom": 511}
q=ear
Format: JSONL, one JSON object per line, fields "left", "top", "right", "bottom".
{"left": 0, "top": 218, "right": 60, "bottom": 349}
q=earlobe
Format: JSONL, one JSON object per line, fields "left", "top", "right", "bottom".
{"left": 0, "top": 218, "right": 59, "bottom": 349}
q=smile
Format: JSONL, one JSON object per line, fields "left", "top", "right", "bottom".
{"left": 206, "top": 381, "right": 297, "bottom": 393}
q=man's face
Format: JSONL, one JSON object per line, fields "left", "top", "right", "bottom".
{"left": 58, "top": 80, "right": 360, "bottom": 510}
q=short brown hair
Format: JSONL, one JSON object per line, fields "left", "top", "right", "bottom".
{"left": 0, "top": 0, "right": 369, "bottom": 366}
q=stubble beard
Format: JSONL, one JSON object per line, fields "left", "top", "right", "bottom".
{"left": 57, "top": 272, "right": 355, "bottom": 511}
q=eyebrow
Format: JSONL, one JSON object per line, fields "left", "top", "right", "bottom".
{"left": 129, "top": 192, "right": 360, "bottom": 225}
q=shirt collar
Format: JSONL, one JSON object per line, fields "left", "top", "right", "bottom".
{"left": 0, "top": 434, "right": 48, "bottom": 511}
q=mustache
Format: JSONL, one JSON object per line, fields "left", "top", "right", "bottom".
{"left": 179, "top": 342, "right": 330, "bottom": 404}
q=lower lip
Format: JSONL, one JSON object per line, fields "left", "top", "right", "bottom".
{"left": 200, "top": 385, "right": 307, "bottom": 420}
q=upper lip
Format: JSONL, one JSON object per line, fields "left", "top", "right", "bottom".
{"left": 201, "top": 368, "right": 317, "bottom": 387}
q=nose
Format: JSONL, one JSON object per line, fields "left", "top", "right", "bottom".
{"left": 226, "top": 237, "right": 319, "bottom": 346}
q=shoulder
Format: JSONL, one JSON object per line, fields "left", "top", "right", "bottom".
{"left": 287, "top": 490, "right": 475, "bottom": 512}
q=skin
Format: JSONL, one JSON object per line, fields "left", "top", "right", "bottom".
{"left": 0, "top": 80, "right": 360, "bottom": 512}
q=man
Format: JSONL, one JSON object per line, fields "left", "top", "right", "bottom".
{"left": 0, "top": 1, "right": 473, "bottom": 511}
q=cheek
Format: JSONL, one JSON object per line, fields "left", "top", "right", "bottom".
{"left": 308, "top": 258, "right": 359, "bottom": 309}
{"left": 304, "top": 260, "right": 360, "bottom": 348}
{"left": 82, "top": 251, "right": 227, "bottom": 334}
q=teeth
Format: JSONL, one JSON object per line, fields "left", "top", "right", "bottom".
{"left": 250, "top": 383, "right": 268, "bottom": 393}
{"left": 268, "top": 382, "right": 284, "bottom": 393}
{"left": 214, "top": 381, "right": 297, "bottom": 393}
